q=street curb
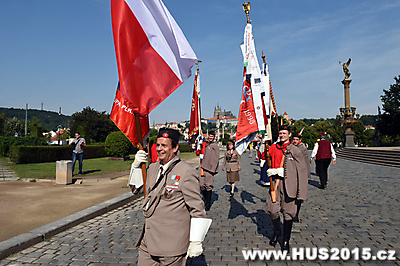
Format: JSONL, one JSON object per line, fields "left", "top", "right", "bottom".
{"left": 0, "top": 192, "right": 141, "bottom": 260}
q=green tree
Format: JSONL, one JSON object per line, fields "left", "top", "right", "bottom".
{"left": 377, "top": 75, "right": 400, "bottom": 139}
{"left": 28, "top": 117, "right": 48, "bottom": 138}
{"left": 105, "top": 131, "right": 134, "bottom": 157}
{"left": 0, "top": 113, "right": 7, "bottom": 136}
{"left": 70, "top": 107, "right": 118, "bottom": 143}
{"left": 5, "top": 117, "right": 25, "bottom": 137}
{"left": 352, "top": 121, "right": 374, "bottom": 146}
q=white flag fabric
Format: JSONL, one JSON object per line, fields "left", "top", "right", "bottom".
{"left": 242, "top": 24, "right": 266, "bottom": 132}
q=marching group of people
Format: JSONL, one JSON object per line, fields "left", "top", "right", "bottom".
{"left": 128, "top": 126, "right": 336, "bottom": 265}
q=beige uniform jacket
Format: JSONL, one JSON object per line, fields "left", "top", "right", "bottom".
{"left": 201, "top": 142, "right": 220, "bottom": 174}
{"left": 296, "top": 142, "right": 311, "bottom": 179}
{"left": 283, "top": 144, "right": 308, "bottom": 201}
{"left": 222, "top": 150, "right": 241, "bottom": 172}
{"left": 139, "top": 156, "right": 206, "bottom": 257}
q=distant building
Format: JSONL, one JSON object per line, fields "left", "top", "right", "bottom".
{"left": 283, "top": 111, "right": 292, "bottom": 125}
{"left": 213, "top": 104, "right": 236, "bottom": 119}
{"left": 365, "top": 125, "right": 375, "bottom": 130}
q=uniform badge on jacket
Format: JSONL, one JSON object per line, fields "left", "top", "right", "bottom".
{"left": 164, "top": 175, "right": 180, "bottom": 199}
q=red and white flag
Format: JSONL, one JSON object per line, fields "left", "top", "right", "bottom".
{"left": 235, "top": 68, "right": 259, "bottom": 155}
{"left": 110, "top": 83, "right": 150, "bottom": 146}
{"left": 111, "top": 0, "right": 197, "bottom": 117}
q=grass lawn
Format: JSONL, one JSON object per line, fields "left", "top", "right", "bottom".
{"left": 3, "top": 152, "right": 197, "bottom": 179}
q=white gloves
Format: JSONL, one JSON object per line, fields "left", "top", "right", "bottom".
{"left": 260, "top": 159, "right": 265, "bottom": 168}
{"left": 187, "top": 241, "right": 203, "bottom": 258}
{"left": 187, "top": 217, "right": 212, "bottom": 257}
{"left": 132, "top": 150, "right": 148, "bottom": 168}
{"left": 277, "top": 167, "right": 284, "bottom": 177}
{"left": 267, "top": 168, "right": 284, "bottom": 177}
{"left": 267, "top": 168, "right": 277, "bottom": 177}
{"left": 199, "top": 154, "right": 204, "bottom": 160}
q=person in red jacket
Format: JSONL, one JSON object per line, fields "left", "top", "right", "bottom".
{"left": 310, "top": 132, "right": 336, "bottom": 189}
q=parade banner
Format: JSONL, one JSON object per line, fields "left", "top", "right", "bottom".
{"left": 111, "top": 0, "right": 197, "bottom": 117}
{"left": 110, "top": 83, "right": 150, "bottom": 146}
{"left": 188, "top": 67, "right": 201, "bottom": 142}
{"left": 261, "top": 59, "right": 273, "bottom": 141}
{"left": 235, "top": 68, "right": 259, "bottom": 155}
{"left": 242, "top": 23, "right": 266, "bottom": 132}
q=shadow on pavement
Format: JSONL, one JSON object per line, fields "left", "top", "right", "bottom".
{"left": 308, "top": 179, "right": 320, "bottom": 188}
{"left": 227, "top": 193, "right": 271, "bottom": 238}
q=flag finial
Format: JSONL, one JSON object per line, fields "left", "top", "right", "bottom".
{"left": 243, "top": 2, "right": 251, "bottom": 24}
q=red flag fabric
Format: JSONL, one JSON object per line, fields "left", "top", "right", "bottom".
{"left": 110, "top": 84, "right": 150, "bottom": 146}
{"left": 111, "top": 0, "right": 197, "bottom": 116}
{"left": 235, "top": 68, "right": 259, "bottom": 154}
{"left": 188, "top": 69, "right": 200, "bottom": 141}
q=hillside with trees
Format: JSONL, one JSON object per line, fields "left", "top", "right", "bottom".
{"left": 0, "top": 107, "right": 71, "bottom": 131}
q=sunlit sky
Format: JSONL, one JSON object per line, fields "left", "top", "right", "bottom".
{"left": 1, "top": 0, "right": 399, "bottom": 124}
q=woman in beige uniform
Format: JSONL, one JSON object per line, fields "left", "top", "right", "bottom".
{"left": 222, "top": 139, "right": 241, "bottom": 197}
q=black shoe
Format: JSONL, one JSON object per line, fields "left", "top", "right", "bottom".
{"left": 282, "top": 241, "right": 290, "bottom": 252}
{"left": 269, "top": 218, "right": 281, "bottom": 246}
{"left": 229, "top": 192, "right": 234, "bottom": 197}
{"left": 319, "top": 185, "right": 325, "bottom": 189}
{"left": 293, "top": 215, "right": 299, "bottom": 223}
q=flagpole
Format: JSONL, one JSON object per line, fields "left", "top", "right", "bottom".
{"left": 134, "top": 113, "right": 148, "bottom": 197}
{"left": 196, "top": 61, "right": 202, "bottom": 136}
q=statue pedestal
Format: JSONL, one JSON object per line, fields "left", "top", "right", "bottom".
{"left": 344, "top": 130, "right": 356, "bottom": 147}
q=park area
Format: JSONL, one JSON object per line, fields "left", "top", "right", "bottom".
{"left": 0, "top": 152, "right": 198, "bottom": 242}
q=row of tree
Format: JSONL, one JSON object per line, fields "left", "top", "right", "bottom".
{"left": 0, "top": 76, "right": 398, "bottom": 146}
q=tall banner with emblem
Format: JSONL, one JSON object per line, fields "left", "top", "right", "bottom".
{"left": 242, "top": 23, "right": 266, "bottom": 133}
{"left": 188, "top": 63, "right": 201, "bottom": 142}
{"left": 235, "top": 67, "right": 259, "bottom": 155}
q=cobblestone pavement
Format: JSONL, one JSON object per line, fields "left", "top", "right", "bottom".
{"left": 1, "top": 153, "right": 399, "bottom": 265}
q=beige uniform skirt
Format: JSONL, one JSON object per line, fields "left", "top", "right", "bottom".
{"left": 227, "top": 171, "right": 239, "bottom": 183}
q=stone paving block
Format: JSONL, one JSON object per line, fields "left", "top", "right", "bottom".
{"left": 1, "top": 156, "right": 400, "bottom": 264}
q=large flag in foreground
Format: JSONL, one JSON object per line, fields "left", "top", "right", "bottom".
{"left": 188, "top": 65, "right": 201, "bottom": 142}
{"left": 111, "top": 0, "right": 197, "bottom": 117}
{"left": 110, "top": 83, "right": 150, "bottom": 146}
{"left": 235, "top": 68, "right": 259, "bottom": 155}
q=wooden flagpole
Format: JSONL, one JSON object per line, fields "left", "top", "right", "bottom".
{"left": 134, "top": 113, "right": 148, "bottom": 197}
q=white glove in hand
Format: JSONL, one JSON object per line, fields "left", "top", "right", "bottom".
{"left": 187, "top": 241, "right": 203, "bottom": 258}
{"left": 260, "top": 159, "right": 265, "bottom": 168}
{"left": 267, "top": 168, "right": 277, "bottom": 177}
{"left": 132, "top": 150, "right": 148, "bottom": 168}
{"left": 277, "top": 167, "right": 284, "bottom": 177}
{"left": 199, "top": 154, "right": 204, "bottom": 160}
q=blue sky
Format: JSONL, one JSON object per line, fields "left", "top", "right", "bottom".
{"left": 1, "top": 1, "right": 399, "bottom": 124}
